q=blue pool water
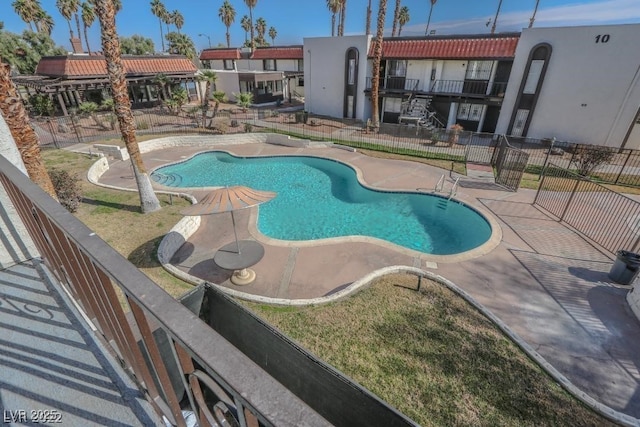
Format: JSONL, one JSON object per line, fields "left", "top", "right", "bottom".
{"left": 152, "top": 152, "right": 492, "bottom": 254}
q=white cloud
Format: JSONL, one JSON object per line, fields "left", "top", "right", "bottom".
{"left": 398, "top": 0, "right": 640, "bottom": 36}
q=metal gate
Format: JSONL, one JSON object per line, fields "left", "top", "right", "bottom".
{"left": 464, "top": 133, "right": 497, "bottom": 164}
{"left": 491, "top": 135, "right": 529, "bottom": 191}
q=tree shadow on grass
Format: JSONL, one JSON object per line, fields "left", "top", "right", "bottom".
{"left": 82, "top": 197, "right": 141, "bottom": 213}
{"left": 127, "top": 236, "right": 163, "bottom": 268}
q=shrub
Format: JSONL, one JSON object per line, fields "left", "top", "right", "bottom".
{"left": 49, "top": 169, "right": 82, "bottom": 213}
{"left": 136, "top": 119, "right": 150, "bottom": 130}
{"left": 295, "top": 111, "right": 308, "bottom": 123}
{"left": 230, "top": 119, "right": 239, "bottom": 127}
{"left": 570, "top": 145, "right": 615, "bottom": 177}
{"left": 28, "top": 94, "right": 55, "bottom": 116}
{"left": 244, "top": 122, "right": 253, "bottom": 133}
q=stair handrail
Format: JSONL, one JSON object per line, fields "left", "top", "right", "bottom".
{"left": 435, "top": 174, "right": 445, "bottom": 192}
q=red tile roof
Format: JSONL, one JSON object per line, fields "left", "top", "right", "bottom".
{"left": 36, "top": 55, "right": 197, "bottom": 77}
{"left": 250, "top": 46, "right": 303, "bottom": 60}
{"left": 199, "top": 48, "right": 241, "bottom": 60}
{"left": 369, "top": 35, "right": 520, "bottom": 60}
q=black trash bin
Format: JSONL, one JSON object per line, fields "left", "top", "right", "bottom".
{"left": 609, "top": 250, "right": 640, "bottom": 285}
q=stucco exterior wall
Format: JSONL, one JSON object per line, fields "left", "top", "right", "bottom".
{"left": 0, "top": 114, "right": 38, "bottom": 267}
{"left": 303, "top": 35, "right": 372, "bottom": 121}
{"left": 496, "top": 23, "right": 640, "bottom": 148}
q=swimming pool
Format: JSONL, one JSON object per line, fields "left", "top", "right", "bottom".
{"left": 152, "top": 152, "right": 492, "bottom": 255}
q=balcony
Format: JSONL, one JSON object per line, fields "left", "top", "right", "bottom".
{"left": 429, "top": 80, "right": 508, "bottom": 97}
{"left": 365, "top": 76, "right": 420, "bottom": 92}
{"left": 0, "top": 155, "right": 416, "bottom": 427}
{"left": 365, "top": 78, "right": 508, "bottom": 99}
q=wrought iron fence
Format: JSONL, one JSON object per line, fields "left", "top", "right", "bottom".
{"left": 491, "top": 135, "right": 530, "bottom": 191}
{"left": 534, "top": 163, "right": 640, "bottom": 255}
{"left": 32, "top": 106, "right": 640, "bottom": 189}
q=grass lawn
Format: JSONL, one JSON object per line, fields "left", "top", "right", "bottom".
{"left": 246, "top": 274, "right": 616, "bottom": 427}
{"left": 41, "top": 148, "right": 194, "bottom": 298}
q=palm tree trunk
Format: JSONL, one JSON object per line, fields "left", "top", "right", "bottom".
{"left": 74, "top": 13, "right": 83, "bottom": 47}
{"left": 84, "top": 25, "right": 92, "bottom": 54}
{"left": 226, "top": 28, "right": 231, "bottom": 48}
{"left": 391, "top": 0, "right": 400, "bottom": 37}
{"left": 94, "top": 0, "right": 160, "bottom": 213}
{"left": 201, "top": 82, "right": 210, "bottom": 128}
{"left": 159, "top": 17, "right": 165, "bottom": 51}
{"left": 338, "top": 0, "right": 347, "bottom": 36}
{"left": 66, "top": 20, "right": 74, "bottom": 38}
{"left": 365, "top": 0, "right": 372, "bottom": 35}
{"left": 371, "top": 0, "right": 387, "bottom": 128}
{"left": 529, "top": 0, "right": 540, "bottom": 28}
{"left": 0, "top": 62, "right": 57, "bottom": 199}
{"left": 249, "top": 7, "right": 255, "bottom": 50}
{"left": 331, "top": 14, "right": 336, "bottom": 37}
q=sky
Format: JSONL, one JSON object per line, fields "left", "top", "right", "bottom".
{"left": 1, "top": 0, "right": 640, "bottom": 53}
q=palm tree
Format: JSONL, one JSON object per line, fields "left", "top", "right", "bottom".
{"left": 56, "top": 0, "right": 78, "bottom": 39}
{"left": 244, "top": 0, "right": 258, "bottom": 50}
{"left": 391, "top": 0, "right": 401, "bottom": 37}
{"left": 240, "top": 15, "right": 251, "bottom": 44}
{"left": 365, "top": 0, "right": 372, "bottom": 35}
{"left": 371, "top": 0, "right": 388, "bottom": 129}
{"left": 81, "top": 1, "right": 95, "bottom": 54}
{"left": 529, "top": 0, "right": 540, "bottom": 28}
{"left": 197, "top": 70, "right": 217, "bottom": 128}
{"left": 150, "top": 0, "right": 167, "bottom": 51}
{"left": 255, "top": 17, "right": 267, "bottom": 46}
{"left": 171, "top": 10, "right": 184, "bottom": 33}
{"left": 397, "top": 6, "right": 409, "bottom": 36}
{"left": 425, "top": 0, "right": 436, "bottom": 36}
{"left": 93, "top": 0, "right": 161, "bottom": 213}
{"left": 327, "top": 0, "right": 341, "bottom": 37}
{"left": 0, "top": 60, "right": 57, "bottom": 199}
{"left": 35, "top": 9, "right": 54, "bottom": 35}
{"left": 211, "top": 91, "right": 226, "bottom": 120}
{"left": 166, "top": 32, "right": 196, "bottom": 60}
{"left": 218, "top": 0, "right": 236, "bottom": 48}
{"left": 268, "top": 26, "right": 277, "bottom": 45}
{"left": 338, "top": 0, "right": 347, "bottom": 36}
{"left": 12, "top": 0, "right": 41, "bottom": 32}
{"left": 153, "top": 73, "right": 169, "bottom": 100}
{"left": 234, "top": 91, "right": 253, "bottom": 112}
{"left": 491, "top": 0, "right": 503, "bottom": 34}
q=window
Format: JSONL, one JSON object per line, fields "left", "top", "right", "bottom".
{"left": 465, "top": 60, "right": 493, "bottom": 80}
{"left": 511, "top": 109, "right": 529, "bottom": 136}
{"left": 297, "top": 59, "right": 304, "bottom": 72}
{"left": 239, "top": 81, "right": 254, "bottom": 93}
{"left": 257, "top": 81, "right": 265, "bottom": 94}
{"left": 457, "top": 103, "right": 485, "bottom": 121}
{"left": 275, "top": 80, "right": 283, "bottom": 92}
{"left": 298, "top": 77, "right": 304, "bottom": 87}
{"left": 387, "top": 60, "right": 407, "bottom": 77}
{"left": 384, "top": 98, "right": 402, "bottom": 113}
{"left": 263, "top": 59, "right": 276, "bottom": 71}
{"left": 348, "top": 59, "right": 356, "bottom": 85}
{"left": 203, "top": 60, "right": 212, "bottom": 70}
{"left": 523, "top": 60, "right": 544, "bottom": 94}
{"left": 223, "top": 59, "right": 234, "bottom": 70}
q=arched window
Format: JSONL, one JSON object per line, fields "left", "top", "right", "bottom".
{"left": 344, "top": 47, "right": 359, "bottom": 118}
{"left": 508, "top": 43, "right": 552, "bottom": 136}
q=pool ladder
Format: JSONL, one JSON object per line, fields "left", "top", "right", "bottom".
{"left": 434, "top": 174, "right": 460, "bottom": 200}
{"left": 448, "top": 177, "right": 459, "bottom": 200}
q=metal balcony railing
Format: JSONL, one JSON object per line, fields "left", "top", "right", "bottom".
{"left": 0, "top": 155, "right": 330, "bottom": 427}
{"left": 430, "top": 80, "right": 508, "bottom": 97}
{"left": 365, "top": 76, "right": 420, "bottom": 91}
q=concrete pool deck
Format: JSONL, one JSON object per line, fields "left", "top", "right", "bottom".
{"left": 93, "top": 138, "right": 640, "bottom": 421}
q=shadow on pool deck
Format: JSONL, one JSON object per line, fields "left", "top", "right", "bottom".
{"left": 95, "top": 141, "right": 640, "bottom": 419}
